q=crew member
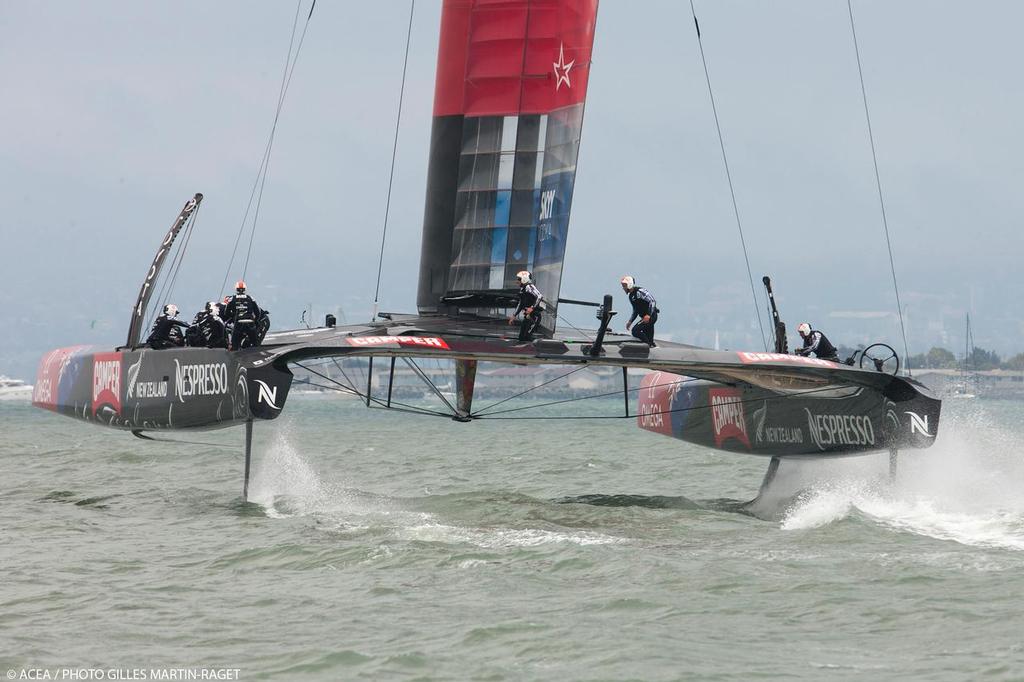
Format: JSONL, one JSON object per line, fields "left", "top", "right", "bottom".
{"left": 795, "top": 322, "right": 839, "bottom": 362}
{"left": 185, "top": 304, "right": 209, "bottom": 347}
{"left": 223, "top": 280, "right": 262, "bottom": 349}
{"left": 621, "top": 275, "right": 658, "bottom": 346}
{"left": 200, "top": 301, "right": 228, "bottom": 349}
{"left": 508, "top": 270, "right": 543, "bottom": 342}
{"left": 221, "top": 295, "right": 233, "bottom": 339}
{"left": 146, "top": 304, "right": 189, "bottom": 350}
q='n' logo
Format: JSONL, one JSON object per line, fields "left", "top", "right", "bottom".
{"left": 905, "top": 411, "right": 933, "bottom": 437}
{"left": 255, "top": 379, "right": 281, "bottom": 410}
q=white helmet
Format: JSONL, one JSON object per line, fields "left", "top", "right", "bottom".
{"left": 620, "top": 275, "right": 635, "bottom": 290}
{"left": 516, "top": 270, "right": 532, "bottom": 285}
{"left": 797, "top": 322, "right": 811, "bottom": 336}
{"left": 164, "top": 304, "right": 179, "bottom": 318}
{"left": 206, "top": 301, "right": 220, "bottom": 316}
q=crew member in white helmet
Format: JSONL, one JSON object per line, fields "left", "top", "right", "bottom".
{"left": 146, "top": 304, "right": 189, "bottom": 349}
{"left": 621, "top": 275, "right": 659, "bottom": 347}
{"left": 200, "top": 301, "right": 228, "bottom": 349}
{"left": 795, "top": 323, "right": 839, "bottom": 362}
{"left": 508, "top": 270, "right": 544, "bottom": 342}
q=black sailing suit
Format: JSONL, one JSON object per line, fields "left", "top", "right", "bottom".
{"left": 200, "top": 313, "right": 228, "bottom": 349}
{"left": 185, "top": 310, "right": 208, "bottom": 347}
{"left": 796, "top": 329, "right": 839, "bottom": 362}
{"left": 146, "top": 314, "right": 189, "bottom": 350}
{"left": 224, "top": 293, "right": 262, "bottom": 349}
{"left": 627, "top": 286, "right": 659, "bottom": 346}
{"left": 513, "top": 283, "right": 543, "bottom": 342}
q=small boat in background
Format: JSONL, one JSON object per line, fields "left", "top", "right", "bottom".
{"left": 0, "top": 376, "right": 34, "bottom": 401}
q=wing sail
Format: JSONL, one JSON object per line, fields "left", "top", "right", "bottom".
{"left": 417, "top": 0, "right": 599, "bottom": 332}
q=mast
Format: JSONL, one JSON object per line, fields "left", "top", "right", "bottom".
{"left": 963, "top": 313, "right": 975, "bottom": 372}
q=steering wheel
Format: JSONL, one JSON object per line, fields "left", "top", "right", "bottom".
{"left": 859, "top": 343, "right": 899, "bottom": 375}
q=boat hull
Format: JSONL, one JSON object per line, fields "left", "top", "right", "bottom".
{"left": 636, "top": 371, "right": 940, "bottom": 457}
{"left": 31, "top": 345, "right": 292, "bottom": 431}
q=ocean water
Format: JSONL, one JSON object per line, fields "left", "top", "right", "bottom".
{"left": 3, "top": 395, "right": 1024, "bottom": 680}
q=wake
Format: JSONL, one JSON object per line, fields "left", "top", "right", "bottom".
{"left": 768, "top": 402, "right": 1024, "bottom": 550}
{"left": 248, "top": 405, "right": 1024, "bottom": 550}
{"left": 245, "top": 419, "right": 623, "bottom": 548}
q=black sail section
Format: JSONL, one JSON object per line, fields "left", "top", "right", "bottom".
{"left": 418, "top": 115, "right": 464, "bottom": 314}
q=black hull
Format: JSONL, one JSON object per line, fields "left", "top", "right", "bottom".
{"left": 32, "top": 346, "right": 292, "bottom": 431}
{"left": 637, "top": 371, "right": 940, "bottom": 457}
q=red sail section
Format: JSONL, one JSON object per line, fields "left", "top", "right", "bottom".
{"left": 433, "top": 0, "right": 598, "bottom": 117}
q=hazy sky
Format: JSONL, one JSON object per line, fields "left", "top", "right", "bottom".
{"left": 2, "top": 1, "right": 1023, "bottom": 378}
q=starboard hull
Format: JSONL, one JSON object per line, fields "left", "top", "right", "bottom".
{"left": 636, "top": 371, "right": 940, "bottom": 457}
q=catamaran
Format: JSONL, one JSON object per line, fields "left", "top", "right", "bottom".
{"left": 32, "top": 0, "right": 940, "bottom": 499}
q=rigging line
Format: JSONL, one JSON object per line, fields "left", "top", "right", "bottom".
{"left": 145, "top": 208, "right": 202, "bottom": 333}
{"left": 475, "top": 414, "right": 626, "bottom": 421}
{"left": 292, "top": 367, "right": 356, "bottom": 393}
{"left": 846, "top": 0, "right": 911, "bottom": 376}
{"left": 344, "top": 362, "right": 453, "bottom": 417}
{"left": 292, "top": 379, "right": 360, "bottom": 396}
{"left": 403, "top": 356, "right": 455, "bottom": 414}
{"left": 477, "top": 376, "right": 704, "bottom": 417}
{"left": 329, "top": 356, "right": 365, "bottom": 398}
{"left": 340, "top": 352, "right": 366, "bottom": 398}
{"left": 294, "top": 378, "right": 449, "bottom": 420}
{"left": 296, "top": 359, "right": 367, "bottom": 403}
{"left": 554, "top": 311, "right": 594, "bottom": 342}
{"left": 488, "top": 372, "right": 705, "bottom": 418}
{"left": 372, "top": 0, "right": 416, "bottom": 321}
{"left": 220, "top": 1, "right": 305, "bottom": 296}
{"left": 357, "top": 355, "right": 370, "bottom": 401}
{"left": 367, "top": 403, "right": 454, "bottom": 419}
{"left": 149, "top": 212, "right": 195, "bottom": 323}
{"left": 243, "top": 0, "right": 317, "bottom": 280}
{"left": 161, "top": 207, "right": 202, "bottom": 308}
{"left": 331, "top": 356, "right": 365, "bottom": 396}
{"left": 475, "top": 382, "right": 861, "bottom": 420}
{"left": 294, "top": 360, "right": 355, "bottom": 392}
{"left": 689, "top": 1, "right": 768, "bottom": 352}
{"left": 379, "top": 396, "right": 456, "bottom": 419}
{"left": 472, "top": 365, "right": 590, "bottom": 415}
{"left": 294, "top": 359, "right": 450, "bottom": 417}
{"left": 402, "top": 356, "right": 458, "bottom": 415}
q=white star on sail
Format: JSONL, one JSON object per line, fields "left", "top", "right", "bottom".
{"left": 553, "top": 42, "right": 575, "bottom": 90}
